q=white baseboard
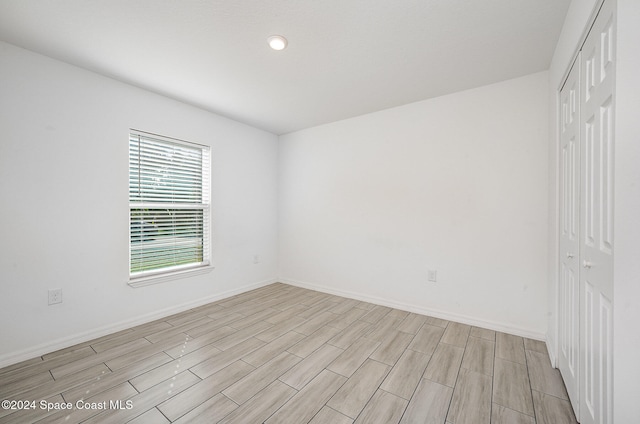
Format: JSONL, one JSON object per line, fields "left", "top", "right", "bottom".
{"left": 280, "top": 277, "right": 547, "bottom": 341}
{"left": 0, "top": 278, "right": 277, "bottom": 369}
{"left": 546, "top": 334, "right": 558, "bottom": 368}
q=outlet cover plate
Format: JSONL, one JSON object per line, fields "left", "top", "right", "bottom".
{"left": 48, "top": 288, "right": 62, "bottom": 305}
{"left": 428, "top": 270, "right": 437, "bottom": 282}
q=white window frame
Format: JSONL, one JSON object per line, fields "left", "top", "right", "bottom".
{"left": 128, "top": 129, "right": 212, "bottom": 287}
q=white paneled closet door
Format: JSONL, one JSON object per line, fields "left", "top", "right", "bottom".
{"left": 558, "top": 57, "right": 581, "bottom": 417}
{"left": 557, "top": 1, "right": 615, "bottom": 423}
{"left": 579, "top": 0, "right": 615, "bottom": 422}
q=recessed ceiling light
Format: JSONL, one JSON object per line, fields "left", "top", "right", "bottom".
{"left": 267, "top": 35, "right": 288, "bottom": 51}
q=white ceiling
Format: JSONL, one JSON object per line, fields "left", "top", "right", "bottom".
{"left": 0, "top": 0, "right": 570, "bottom": 135}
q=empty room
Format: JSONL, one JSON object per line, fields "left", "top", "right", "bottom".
{"left": 0, "top": 0, "right": 638, "bottom": 423}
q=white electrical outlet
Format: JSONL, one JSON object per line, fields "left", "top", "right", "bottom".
{"left": 253, "top": 254, "right": 260, "bottom": 264}
{"left": 48, "top": 288, "right": 62, "bottom": 305}
{"left": 428, "top": 269, "right": 437, "bottom": 282}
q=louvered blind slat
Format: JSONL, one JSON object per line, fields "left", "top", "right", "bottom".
{"left": 129, "top": 131, "right": 210, "bottom": 277}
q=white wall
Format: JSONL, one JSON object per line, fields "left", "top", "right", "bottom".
{"left": 613, "top": 1, "right": 640, "bottom": 420}
{"left": 279, "top": 72, "right": 549, "bottom": 338}
{"left": 0, "top": 42, "right": 279, "bottom": 366}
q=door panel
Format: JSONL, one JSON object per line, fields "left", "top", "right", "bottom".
{"left": 558, "top": 57, "right": 581, "bottom": 416}
{"left": 579, "top": 1, "right": 615, "bottom": 423}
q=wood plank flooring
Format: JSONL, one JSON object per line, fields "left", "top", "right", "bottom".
{"left": 0, "top": 283, "right": 577, "bottom": 424}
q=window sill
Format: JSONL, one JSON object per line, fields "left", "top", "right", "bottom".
{"left": 128, "top": 264, "right": 213, "bottom": 288}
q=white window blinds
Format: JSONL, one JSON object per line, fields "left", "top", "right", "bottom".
{"left": 129, "top": 130, "right": 210, "bottom": 278}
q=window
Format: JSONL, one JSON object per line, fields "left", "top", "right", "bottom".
{"left": 129, "top": 130, "right": 210, "bottom": 284}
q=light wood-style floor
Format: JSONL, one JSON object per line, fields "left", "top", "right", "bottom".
{"left": 0, "top": 283, "right": 577, "bottom": 424}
